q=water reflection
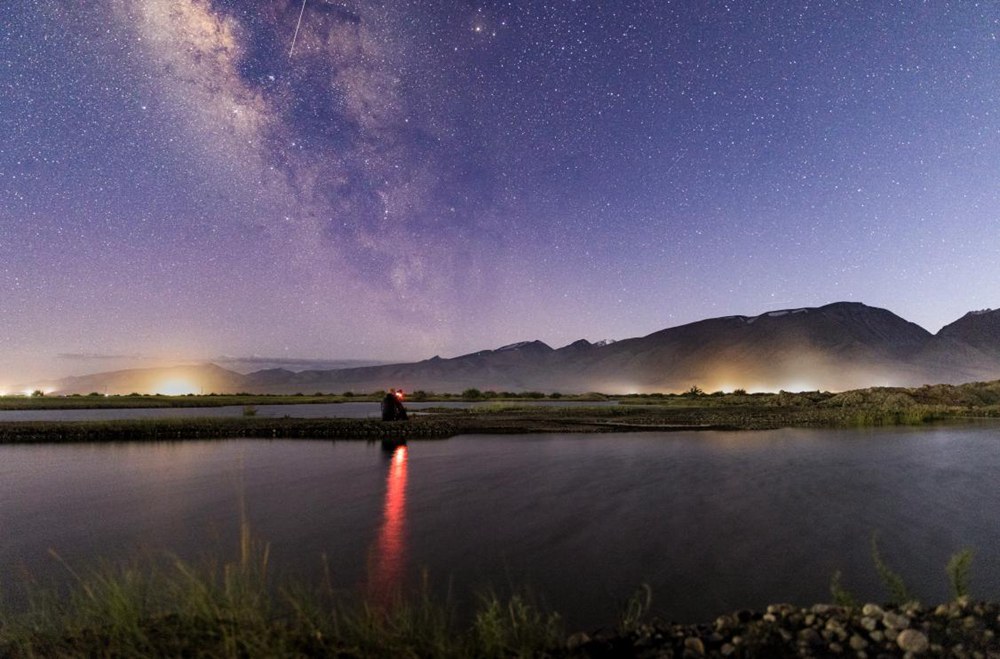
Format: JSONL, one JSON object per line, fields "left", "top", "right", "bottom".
{"left": 367, "top": 444, "right": 408, "bottom": 605}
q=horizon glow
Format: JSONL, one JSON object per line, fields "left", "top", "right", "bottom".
{"left": 2, "top": 2, "right": 999, "bottom": 384}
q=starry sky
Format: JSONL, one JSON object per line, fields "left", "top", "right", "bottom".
{"left": 2, "top": 1, "right": 999, "bottom": 384}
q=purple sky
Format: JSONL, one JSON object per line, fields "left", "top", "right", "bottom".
{"left": 2, "top": 1, "right": 999, "bottom": 385}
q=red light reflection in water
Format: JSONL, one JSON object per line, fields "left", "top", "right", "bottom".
{"left": 368, "top": 445, "right": 408, "bottom": 606}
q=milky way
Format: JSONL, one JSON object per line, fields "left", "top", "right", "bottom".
{"left": 2, "top": 1, "right": 999, "bottom": 383}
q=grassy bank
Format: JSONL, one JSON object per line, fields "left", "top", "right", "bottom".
{"left": 0, "top": 394, "right": 361, "bottom": 410}
{"left": 3, "top": 545, "right": 998, "bottom": 658}
{"left": 0, "top": 543, "right": 565, "bottom": 658}
{"left": 0, "top": 401, "right": 996, "bottom": 444}
{"left": 3, "top": 380, "right": 1000, "bottom": 443}
{"left": 0, "top": 391, "right": 609, "bottom": 411}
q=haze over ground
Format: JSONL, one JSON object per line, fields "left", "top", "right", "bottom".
{"left": 2, "top": 2, "right": 999, "bottom": 385}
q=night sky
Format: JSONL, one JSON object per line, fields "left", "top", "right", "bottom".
{"left": 2, "top": 1, "right": 999, "bottom": 385}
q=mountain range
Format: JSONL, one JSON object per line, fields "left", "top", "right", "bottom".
{"left": 28, "top": 302, "right": 1000, "bottom": 395}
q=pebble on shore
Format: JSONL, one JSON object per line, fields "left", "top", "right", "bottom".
{"left": 565, "top": 599, "right": 1000, "bottom": 658}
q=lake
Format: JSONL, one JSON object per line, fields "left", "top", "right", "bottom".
{"left": 1, "top": 425, "right": 998, "bottom": 628}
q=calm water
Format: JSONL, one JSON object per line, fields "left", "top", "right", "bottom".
{"left": 1, "top": 426, "right": 998, "bottom": 627}
{"left": 0, "top": 400, "right": 614, "bottom": 422}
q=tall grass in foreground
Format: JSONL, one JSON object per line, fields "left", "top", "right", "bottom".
{"left": 0, "top": 541, "right": 566, "bottom": 658}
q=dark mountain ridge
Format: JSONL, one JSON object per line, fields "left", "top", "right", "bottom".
{"left": 35, "top": 302, "right": 1000, "bottom": 395}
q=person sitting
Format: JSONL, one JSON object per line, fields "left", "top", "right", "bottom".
{"left": 393, "top": 389, "right": 408, "bottom": 421}
{"left": 381, "top": 388, "right": 409, "bottom": 421}
{"left": 381, "top": 389, "right": 399, "bottom": 421}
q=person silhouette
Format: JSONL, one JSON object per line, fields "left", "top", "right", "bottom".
{"left": 381, "top": 389, "right": 399, "bottom": 421}
{"left": 381, "top": 388, "right": 408, "bottom": 421}
{"left": 393, "top": 389, "right": 408, "bottom": 421}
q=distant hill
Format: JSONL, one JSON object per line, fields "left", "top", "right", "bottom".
{"left": 37, "top": 302, "right": 1000, "bottom": 395}
{"left": 35, "top": 364, "right": 248, "bottom": 397}
{"left": 937, "top": 309, "right": 1000, "bottom": 356}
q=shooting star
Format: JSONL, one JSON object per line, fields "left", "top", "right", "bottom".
{"left": 289, "top": 0, "right": 307, "bottom": 57}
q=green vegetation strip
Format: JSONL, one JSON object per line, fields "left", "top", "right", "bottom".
{"left": 5, "top": 380, "right": 1000, "bottom": 442}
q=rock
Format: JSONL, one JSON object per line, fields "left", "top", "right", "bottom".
{"left": 828, "top": 641, "right": 843, "bottom": 653}
{"left": 870, "top": 630, "right": 885, "bottom": 643}
{"left": 566, "top": 632, "right": 590, "bottom": 650}
{"left": 883, "top": 611, "right": 910, "bottom": 630}
{"left": 860, "top": 616, "right": 878, "bottom": 631}
{"left": 683, "top": 636, "right": 705, "bottom": 656}
{"left": 798, "top": 628, "right": 823, "bottom": 647}
{"left": 896, "top": 628, "right": 929, "bottom": 654}
{"left": 849, "top": 634, "right": 868, "bottom": 650}
{"left": 714, "top": 615, "right": 734, "bottom": 631}
{"left": 862, "top": 603, "right": 883, "bottom": 617}
{"left": 720, "top": 642, "right": 736, "bottom": 656}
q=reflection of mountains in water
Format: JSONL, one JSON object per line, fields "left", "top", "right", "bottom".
{"left": 45, "top": 302, "right": 1000, "bottom": 395}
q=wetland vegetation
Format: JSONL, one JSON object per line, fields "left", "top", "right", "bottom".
{"left": 2, "top": 380, "right": 1000, "bottom": 443}
{"left": 2, "top": 536, "right": 998, "bottom": 658}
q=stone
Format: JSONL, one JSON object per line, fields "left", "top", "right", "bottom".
{"left": 862, "top": 603, "right": 883, "bottom": 617}
{"left": 714, "top": 615, "right": 734, "bottom": 631}
{"left": 720, "top": 643, "right": 736, "bottom": 656}
{"left": 870, "top": 630, "right": 884, "bottom": 643}
{"left": 882, "top": 611, "right": 910, "bottom": 630}
{"left": 828, "top": 641, "right": 843, "bottom": 653}
{"left": 896, "top": 628, "right": 929, "bottom": 654}
{"left": 849, "top": 634, "right": 868, "bottom": 651}
{"left": 566, "top": 632, "right": 590, "bottom": 650}
{"left": 798, "top": 628, "right": 823, "bottom": 647}
{"left": 683, "top": 636, "right": 705, "bottom": 656}
{"left": 860, "top": 616, "right": 878, "bottom": 631}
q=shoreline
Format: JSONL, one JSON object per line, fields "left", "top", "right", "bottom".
{"left": 0, "top": 404, "right": 996, "bottom": 443}
{"left": 2, "top": 379, "right": 999, "bottom": 443}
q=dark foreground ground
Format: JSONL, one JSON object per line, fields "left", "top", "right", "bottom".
{"left": 4, "top": 598, "right": 997, "bottom": 658}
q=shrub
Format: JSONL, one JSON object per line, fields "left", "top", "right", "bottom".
{"left": 946, "top": 549, "right": 974, "bottom": 599}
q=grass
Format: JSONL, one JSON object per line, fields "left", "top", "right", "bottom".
{"left": 830, "top": 534, "right": 977, "bottom": 608}
{"left": 4, "top": 379, "right": 1000, "bottom": 443}
{"left": 0, "top": 394, "right": 361, "bottom": 411}
{"left": 0, "top": 542, "right": 567, "bottom": 658}
{"left": 0, "top": 391, "right": 613, "bottom": 411}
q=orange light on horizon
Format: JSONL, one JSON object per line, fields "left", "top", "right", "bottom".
{"left": 154, "top": 378, "right": 199, "bottom": 395}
